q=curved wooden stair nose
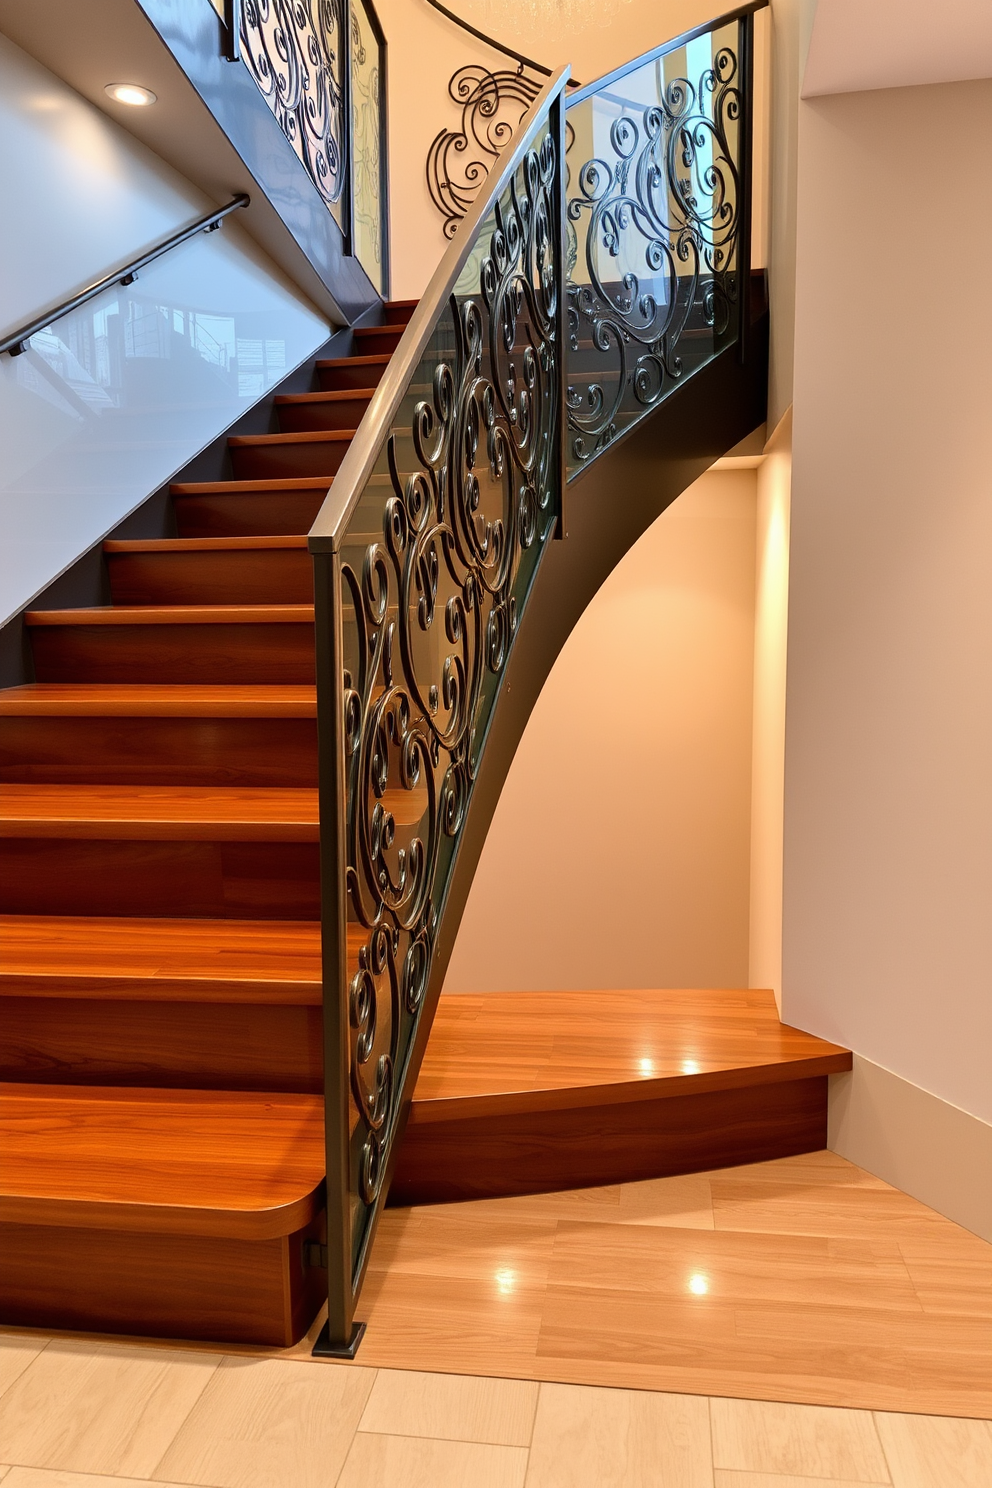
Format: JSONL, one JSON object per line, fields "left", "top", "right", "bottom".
{"left": 392, "top": 987, "right": 853, "bottom": 1205}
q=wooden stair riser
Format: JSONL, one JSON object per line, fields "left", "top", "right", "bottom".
{"left": 382, "top": 300, "right": 418, "bottom": 325}
{"left": 0, "top": 1219, "right": 326, "bottom": 1347}
{"left": 391, "top": 1076, "right": 830, "bottom": 1205}
{"left": 316, "top": 355, "right": 391, "bottom": 392}
{"left": 28, "top": 620, "right": 315, "bottom": 685}
{"left": 274, "top": 392, "right": 374, "bottom": 433}
{"left": 0, "top": 714, "right": 318, "bottom": 787}
{"left": 106, "top": 548, "right": 314, "bottom": 607}
{"left": 0, "top": 838, "right": 320, "bottom": 918}
{"left": 228, "top": 435, "right": 352, "bottom": 481}
{"left": 172, "top": 488, "right": 328, "bottom": 538}
{"left": 352, "top": 325, "right": 404, "bottom": 355}
{"left": 0, "top": 998, "right": 321, "bottom": 1093}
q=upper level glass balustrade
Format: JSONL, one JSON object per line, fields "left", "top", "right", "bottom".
{"left": 564, "top": 18, "right": 744, "bottom": 474}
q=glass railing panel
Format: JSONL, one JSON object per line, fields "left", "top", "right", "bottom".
{"left": 331, "top": 99, "right": 564, "bottom": 1286}
{"left": 238, "top": 0, "right": 348, "bottom": 233}
{"left": 565, "top": 18, "right": 743, "bottom": 474}
{"left": 350, "top": 0, "right": 388, "bottom": 295}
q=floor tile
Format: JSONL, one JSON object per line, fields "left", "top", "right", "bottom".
{"left": 714, "top": 1476, "right": 890, "bottom": 1488}
{"left": 152, "top": 1355, "right": 375, "bottom": 1487}
{"left": 0, "top": 1340, "right": 217, "bottom": 1477}
{"left": 711, "top": 1397, "right": 891, "bottom": 1481}
{"left": 525, "top": 1381, "right": 712, "bottom": 1487}
{"left": 337, "top": 1432, "right": 528, "bottom": 1488}
{"left": 874, "top": 1411, "right": 992, "bottom": 1487}
{"left": 359, "top": 1368, "right": 538, "bottom": 1445}
{"left": 0, "top": 1337, "right": 49, "bottom": 1401}
{"left": 2, "top": 1471, "right": 189, "bottom": 1487}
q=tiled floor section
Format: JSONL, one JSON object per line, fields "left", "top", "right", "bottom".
{"left": 2, "top": 1152, "right": 992, "bottom": 1485}
{"left": 1, "top": 1347, "right": 992, "bottom": 1487}
{"left": 295, "top": 1150, "right": 992, "bottom": 1418}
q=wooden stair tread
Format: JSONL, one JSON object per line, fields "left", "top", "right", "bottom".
{"left": 0, "top": 783, "right": 320, "bottom": 839}
{"left": 0, "top": 1083, "right": 324, "bottom": 1237}
{"left": 171, "top": 477, "right": 332, "bottom": 495}
{"left": 24, "top": 605, "right": 314, "bottom": 626}
{"left": 316, "top": 354, "right": 391, "bottom": 370}
{"left": 0, "top": 915, "right": 327, "bottom": 1002}
{"left": 411, "top": 987, "right": 853, "bottom": 1119}
{"left": 274, "top": 389, "right": 377, "bottom": 405}
{"left": 228, "top": 430, "right": 356, "bottom": 447}
{"left": 104, "top": 536, "right": 308, "bottom": 553}
{"left": 0, "top": 684, "right": 316, "bottom": 716}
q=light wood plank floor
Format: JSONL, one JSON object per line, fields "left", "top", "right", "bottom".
{"left": 290, "top": 1149, "right": 992, "bottom": 1420}
{"left": 3, "top": 1150, "right": 991, "bottom": 1488}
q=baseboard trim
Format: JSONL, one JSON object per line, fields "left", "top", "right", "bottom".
{"left": 828, "top": 1055, "right": 992, "bottom": 1243}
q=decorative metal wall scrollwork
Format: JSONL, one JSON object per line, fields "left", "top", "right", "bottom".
{"left": 427, "top": 64, "right": 543, "bottom": 238}
{"left": 565, "top": 33, "right": 741, "bottom": 467}
{"left": 240, "top": 0, "right": 346, "bottom": 210}
{"left": 340, "top": 124, "right": 561, "bottom": 1245}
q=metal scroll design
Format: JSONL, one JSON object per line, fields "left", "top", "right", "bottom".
{"left": 566, "top": 42, "right": 741, "bottom": 466}
{"left": 340, "top": 128, "right": 560, "bottom": 1238}
{"left": 427, "top": 65, "right": 543, "bottom": 238}
{"left": 240, "top": 0, "right": 346, "bottom": 208}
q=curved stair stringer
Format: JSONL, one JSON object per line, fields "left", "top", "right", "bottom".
{"left": 364, "top": 318, "right": 771, "bottom": 1222}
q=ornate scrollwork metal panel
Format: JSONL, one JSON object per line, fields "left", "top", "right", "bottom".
{"left": 240, "top": 0, "right": 346, "bottom": 215}
{"left": 427, "top": 65, "right": 543, "bottom": 239}
{"left": 565, "top": 23, "right": 742, "bottom": 470}
{"left": 338, "top": 121, "right": 561, "bottom": 1267}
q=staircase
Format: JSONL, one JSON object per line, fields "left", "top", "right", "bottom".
{"left": 0, "top": 3, "right": 845, "bottom": 1355}
{"left": 0, "top": 302, "right": 415, "bottom": 1347}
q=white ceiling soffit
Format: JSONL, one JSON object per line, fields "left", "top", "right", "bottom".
{"left": 803, "top": 0, "right": 992, "bottom": 98}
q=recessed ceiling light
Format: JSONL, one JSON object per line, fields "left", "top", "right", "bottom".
{"left": 105, "top": 83, "right": 157, "bottom": 107}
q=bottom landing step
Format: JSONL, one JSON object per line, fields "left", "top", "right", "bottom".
{"left": 0, "top": 1085, "right": 326, "bottom": 1346}
{"left": 391, "top": 987, "right": 852, "bottom": 1204}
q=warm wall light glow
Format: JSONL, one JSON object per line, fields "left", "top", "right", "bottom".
{"left": 687, "top": 1273, "right": 709, "bottom": 1296}
{"left": 105, "top": 83, "right": 157, "bottom": 107}
{"left": 638, "top": 1058, "right": 654, "bottom": 1076}
{"left": 494, "top": 1268, "right": 516, "bottom": 1295}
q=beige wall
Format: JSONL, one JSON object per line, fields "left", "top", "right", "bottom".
{"left": 444, "top": 470, "right": 757, "bottom": 993}
{"left": 748, "top": 410, "right": 792, "bottom": 1011}
{"left": 784, "top": 77, "right": 992, "bottom": 1127}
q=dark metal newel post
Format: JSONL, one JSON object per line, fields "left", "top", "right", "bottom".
{"left": 312, "top": 549, "right": 365, "bottom": 1359}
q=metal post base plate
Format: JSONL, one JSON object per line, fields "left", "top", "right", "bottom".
{"left": 312, "top": 1320, "right": 367, "bottom": 1359}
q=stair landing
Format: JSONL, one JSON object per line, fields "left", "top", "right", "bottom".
{"left": 391, "top": 988, "right": 851, "bottom": 1204}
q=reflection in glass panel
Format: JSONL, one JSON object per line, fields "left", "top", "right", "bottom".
{"left": 336, "top": 120, "right": 562, "bottom": 1273}
{"left": 565, "top": 20, "right": 742, "bottom": 473}
{"left": 351, "top": 0, "right": 386, "bottom": 295}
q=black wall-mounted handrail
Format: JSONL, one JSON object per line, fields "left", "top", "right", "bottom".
{"left": 424, "top": 0, "right": 583, "bottom": 87}
{"left": 0, "top": 194, "right": 250, "bottom": 358}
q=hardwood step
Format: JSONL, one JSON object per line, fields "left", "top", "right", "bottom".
{"left": 0, "top": 914, "right": 323, "bottom": 1001}
{"left": 391, "top": 987, "right": 853, "bottom": 1204}
{"left": 104, "top": 536, "right": 313, "bottom": 606}
{"left": 227, "top": 430, "right": 355, "bottom": 481}
{"left": 170, "top": 478, "right": 331, "bottom": 538}
{"left": 352, "top": 324, "right": 405, "bottom": 356}
{"left": 0, "top": 783, "right": 320, "bottom": 838}
{"left": 24, "top": 605, "right": 316, "bottom": 684}
{"left": 0, "top": 914, "right": 357, "bottom": 1093}
{"left": 0, "top": 684, "right": 318, "bottom": 787}
{"left": 0, "top": 1083, "right": 326, "bottom": 1344}
{"left": 382, "top": 298, "right": 418, "bottom": 325}
{"left": 0, "top": 785, "right": 322, "bottom": 919}
{"left": 274, "top": 389, "right": 376, "bottom": 433}
{"left": 316, "top": 353, "right": 391, "bottom": 391}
